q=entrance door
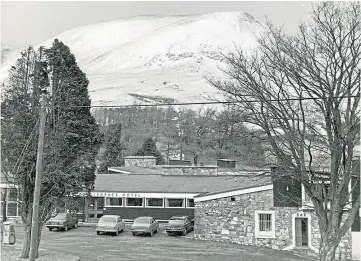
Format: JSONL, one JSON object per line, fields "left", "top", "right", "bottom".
{"left": 295, "top": 218, "right": 308, "bottom": 247}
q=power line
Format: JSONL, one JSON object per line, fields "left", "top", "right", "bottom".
{"left": 57, "top": 95, "right": 360, "bottom": 109}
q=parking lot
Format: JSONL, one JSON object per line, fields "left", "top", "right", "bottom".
{"left": 3, "top": 224, "right": 309, "bottom": 261}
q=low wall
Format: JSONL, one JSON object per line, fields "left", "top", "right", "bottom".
{"left": 162, "top": 165, "right": 218, "bottom": 176}
{"left": 104, "top": 207, "right": 194, "bottom": 220}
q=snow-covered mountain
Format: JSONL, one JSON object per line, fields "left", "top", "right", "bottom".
{"left": 1, "top": 44, "right": 21, "bottom": 64}
{"left": 1, "top": 12, "right": 264, "bottom": 105}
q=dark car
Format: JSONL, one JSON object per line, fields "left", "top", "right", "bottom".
{"left": 131, "top": 216, "right": 159, "bottom": 236}
{"left": 166, "top": 216, "right": 193, "bottom": 236}
{"left": 45, "top": 213, "right": 78, "bottom": 231}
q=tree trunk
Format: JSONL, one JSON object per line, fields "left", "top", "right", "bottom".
{"left": 318, "top": 232, "right": 340, "bottom": 261}
{"left": 20, "top": 219, "right": 43, "bottom": 258}
{"left": 20, "top": 213, "right": 43, "bottom": 258}
{"left": 21, "top": 222, "right": 31, "bottom": 258}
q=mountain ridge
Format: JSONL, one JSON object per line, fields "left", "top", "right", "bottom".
{"left": 1, "top": 12, "right": 264, "bottom": 106}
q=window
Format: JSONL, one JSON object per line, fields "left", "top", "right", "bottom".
{"left": 255, "top": 211, "right": 275, "bottom": 238}
{"left": 105, "top": 197, "right": 123, "bottom": 206}
{"left": 166, "top": 198, "right": 184, "bottom": 208}
{"left": 187, "top": 199, "right": 194, "bottom": 208}
{"left": 8, "top": 188, "right": 18, "bottom": 201}
{"left": 126, "top": 198, "right": 143, "bottom": 207}
{"left": 146, "top": 198, "right": 163, "bottom": 207}
{"left": 259, "top": 214, "right": 272, "bottom": 231}
{"left": 7, "top": 202, "right": 17, "bottom": 217}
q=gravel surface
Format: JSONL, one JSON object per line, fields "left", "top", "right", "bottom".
{"left": 2, "top": 224, "right": 309, "bottom": 261}
{"left": 1, "top": 244, "right": 79, "bottom": 261}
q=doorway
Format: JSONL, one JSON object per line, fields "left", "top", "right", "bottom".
{"left": 295, "top": 218, "right": 309, "bottom": 247}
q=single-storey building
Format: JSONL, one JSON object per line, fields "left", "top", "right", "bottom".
{"left": 86, "top": 156, "right": 269, "bottom": 222}
{"left": 193, "top": 161, "right": 361, "bottom": 260}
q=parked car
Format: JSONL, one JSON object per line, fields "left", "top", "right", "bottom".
{"left": 46, "top": 213, "right": 78, "bottom": 231}
{"left": 96, "top": 215, "right": 125, "bottom": 236}
{"left": 166, "top": 216, "right": 193, "bottom": 236}
{"left": 131, "top": 216, "right": 159, "bottom": 236}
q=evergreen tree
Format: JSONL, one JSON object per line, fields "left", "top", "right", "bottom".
{"left": 98, "top": 123, "right": 124, "bottom": 172}
{"left": 135, "top": 137, "right": 165, "bottom": 165}
{"left": 1, "top": 40, "right": 101, "bottom": 258}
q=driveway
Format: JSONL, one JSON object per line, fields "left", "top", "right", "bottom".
{"left": 4, "top": 225, "right": 308, "bottom": 261}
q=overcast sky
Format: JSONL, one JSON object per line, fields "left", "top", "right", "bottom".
{"left": 1, "top": 1, "right": 313, "bottom": 48}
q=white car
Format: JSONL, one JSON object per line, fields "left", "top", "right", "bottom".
{"left": 96, "top": 215, "right": 125, "bottom": 236}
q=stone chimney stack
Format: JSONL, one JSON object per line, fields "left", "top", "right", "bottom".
{"left": 124, "top": 156, "right": 157, "bottom": 168}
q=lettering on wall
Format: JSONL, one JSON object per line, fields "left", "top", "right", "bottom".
{"left": 296, "top": 212, "right": 307, "bottom": 218}
{"left": 91, "top": 192, "right": 141, "bottom": 198}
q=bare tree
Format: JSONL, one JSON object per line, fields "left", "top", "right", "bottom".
{"left": 209, "top": 2, "right": 360, "bottom": 261}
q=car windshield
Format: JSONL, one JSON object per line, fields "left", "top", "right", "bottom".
{"left": 134, "top": 217, "right": 150, "bottom": 224}
{"left": 99, "top": 217, "right": 116, "bottom": 223}
{"left": 169, "top": 218, "right": 185, "bottom": 224}
{"left": 52, "top": 213, "right": 66, "bottom": 220}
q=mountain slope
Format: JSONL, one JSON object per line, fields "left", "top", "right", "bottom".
{"left": 1, "top": 12, "right": 264, "bottom": 105}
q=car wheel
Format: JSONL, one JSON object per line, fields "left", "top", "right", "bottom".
{"left": 156, "top": 228, "right": 159, "bottom": 233}
{"left": 64, "top": 225, "right": 68, "bottom": 231}
{"left": 74, "top": 223, "right": 78, "bottom": 228}
{"left": 167, "top": 233, "right": 172, "bottom": 236}
{"left": 182, "top": 229, "right": 187, "bottom": 236}
{"left": 120, "top": 229, "right": 124, "bottom": 232}
{"left": 96, "top": 231, "right": 100, "bottom": 235}
{"left": 132, "top": 232, "right": 136, "bottom": 236}
{"left": 150, "top": 230, "right": 153, "bottom": 237}
{"left": 114, "top": 230, "right": 118, "bottom": 236}
{"left": 48, "top": 228, "right": 53, "bottom": 231}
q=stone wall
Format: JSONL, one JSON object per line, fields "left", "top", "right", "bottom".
{"left": 194, "top": 189, "right": 353, "bottom": 260}
{"left": 162, "top": 165, "right": 218, "bottom": 176}
{"left": 124, "top": 156, "right": 156, "bottom": 168}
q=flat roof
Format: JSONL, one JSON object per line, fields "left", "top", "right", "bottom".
{"left": 94, "top": 173, "right": 272, "bottom": 194}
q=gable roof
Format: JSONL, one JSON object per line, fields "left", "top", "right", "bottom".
{"left": 94, "top": 173, "right": 272, "bottom": 194}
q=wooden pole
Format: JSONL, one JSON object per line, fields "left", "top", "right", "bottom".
{"left": 29, "top": 93, "right": 47, "bottom": 261}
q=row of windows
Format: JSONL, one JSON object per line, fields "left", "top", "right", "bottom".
{"left": 104, "top": 197, "right": 195, "bottom": 208}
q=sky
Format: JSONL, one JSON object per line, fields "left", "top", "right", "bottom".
{"left": 1, "top": 1, "right": 313, "bottom": 48}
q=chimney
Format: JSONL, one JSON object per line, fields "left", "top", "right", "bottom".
{"left": 124, "top": 156, "right": 157, "bottom": 168}
{"left": 217, "top": 159, "right": 236, "bottom": 169}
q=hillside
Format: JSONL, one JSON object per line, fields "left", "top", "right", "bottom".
{"left": 1, "top": 12, "right": 264, "bottom": 106}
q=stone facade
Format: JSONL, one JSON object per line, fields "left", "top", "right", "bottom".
{"left": 124, "top": 156, "right": 156, "bottom": 168}
{"left": 194, "top": 189, "right": 353, "bottom": 260}
{"left": 162, "top": 165, "right": 218, "bottom": 176}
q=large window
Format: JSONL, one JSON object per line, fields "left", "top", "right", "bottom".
{"left": 166, "top": 198, "right": 184, "bottom": 208}
{"left": 105, "top": 197, "right": 122, "bottom": 206}
{"left": 126, "top": 198, "right": 143, "bottom": 207}
{"left": 255, "top": 211, "right": 275, "bottom": 238}
{"left": 146, "top": 198, "right": 163, "bottom": 207}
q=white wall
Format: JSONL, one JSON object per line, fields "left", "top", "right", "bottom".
{"left": 352, "top": 232, "right": 361, "bottom": 261}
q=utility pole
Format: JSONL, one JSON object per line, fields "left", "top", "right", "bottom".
{"left": 29, "top": 93, "right": 47, "bottom": 261}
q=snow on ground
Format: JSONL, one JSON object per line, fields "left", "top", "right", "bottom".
{"left": 1, "top": 12, "right": 264, "bottom": 106}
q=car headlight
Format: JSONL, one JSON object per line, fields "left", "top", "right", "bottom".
{"left": 178, "top": 227, "right": 183, "bottom": 230}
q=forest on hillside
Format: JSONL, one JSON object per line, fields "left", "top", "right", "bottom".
{"left": 93, "top": 105, "right": 269, "bottom": 171}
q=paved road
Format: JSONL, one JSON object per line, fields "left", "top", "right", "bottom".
{"left": 7, "top": 225, "right": 308, "bottom": 261}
